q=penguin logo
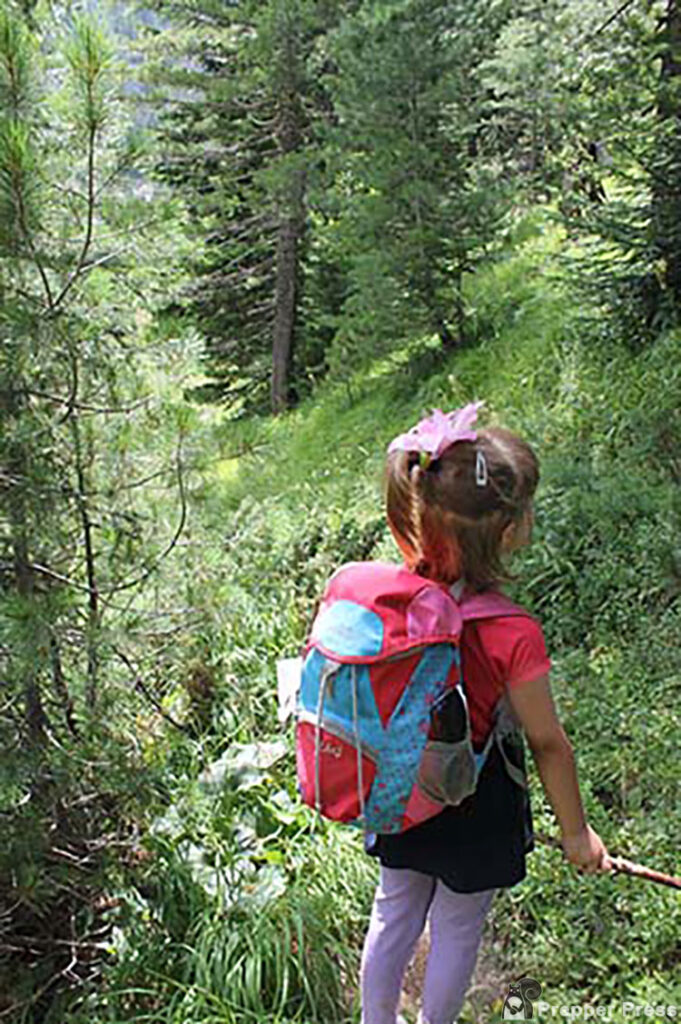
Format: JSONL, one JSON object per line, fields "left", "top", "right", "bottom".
{"left": 502, "top": 976, "right": 542, "bottom": 1019}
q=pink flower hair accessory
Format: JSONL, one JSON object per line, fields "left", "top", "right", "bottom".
{"left": 388, "top": 402, "right": 483, "bottom": 468}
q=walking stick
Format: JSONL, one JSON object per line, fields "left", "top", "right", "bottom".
{"left": 535, "top": 833, "right": 681, "bottom": 891}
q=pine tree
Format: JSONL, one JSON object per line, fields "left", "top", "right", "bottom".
{"left": 0, "top": 5, "right": 191, "bottom": 1010}
{"left": 151, "top": 0, "right": 346, "bottom": 413}
{"left": 0, "top": 6, "right": 186, "bottom": 737}
{"left": 569, "top": 0, "right": 681, "bottom": 336}
{"left": 482, "top": 0, "right": 681, "bottom": 337}
{"left": 651, "top": 0, "right": 681, "bottom": 313}
{"left": 324, "top": 0, "right": 510, "bottom": 363}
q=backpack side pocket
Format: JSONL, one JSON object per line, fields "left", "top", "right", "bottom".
{"left": 416, "top": 685, "right": 478, "bottom": 806}
{"left": 417, "top": 738, "right": 477, "bottom": 805}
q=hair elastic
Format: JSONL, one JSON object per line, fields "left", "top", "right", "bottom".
{"left": 475, "top": 449, "right": 488, "bottom": 487}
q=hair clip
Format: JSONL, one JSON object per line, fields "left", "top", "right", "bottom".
{"left": 419, "top": 451, "right": 433, "bottom": 470}
{"left": 475, "top": 450, "right": 488, "bottom": 487}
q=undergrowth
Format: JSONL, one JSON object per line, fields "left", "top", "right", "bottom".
{"left": 73, "top": 213, "right": 680, "bottom": 1024}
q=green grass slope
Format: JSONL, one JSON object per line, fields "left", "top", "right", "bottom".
{"left": 85, "top": 217, "right": 680, "bottom": 1024}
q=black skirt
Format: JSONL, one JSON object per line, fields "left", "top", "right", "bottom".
{"left": 365, "top": 743, "right": 534, "bottom": 893}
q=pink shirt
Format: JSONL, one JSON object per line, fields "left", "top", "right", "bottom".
{"left": 461, "top": 614, "right": 551, "bottom": 745}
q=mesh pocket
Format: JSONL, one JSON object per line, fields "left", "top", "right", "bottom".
{"left": 417, "top": 739, "right": 477, "bottom": 806}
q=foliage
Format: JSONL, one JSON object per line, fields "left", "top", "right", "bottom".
{"left": 147, "top": 0, "right": 353, "bottom": 413}
{"left": 319, "top": 0, "right": 511, "bottom": 369}
{"left": 482, "top": 0, "right": 681, "bottom": 341}
{"left": 75, "top": 755, "right": 374, "bottom": 1023}
{"left": 2, "top": 2, "right": 681, "bottom": 1022}
{"left": 563, "top": 0, "right": 681, "bottom": 344}
{"left": 145, "top": 0, "right": 518, "bottom": 410}
{"left": 64, "top": 216, "right": 681, "bottom": 1023}
{"left": 0, "top": 5, "right": 196, "bottom": 1018}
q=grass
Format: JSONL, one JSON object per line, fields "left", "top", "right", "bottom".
{"left": 77, "top": 210, "right": 681, "bottom": 1023}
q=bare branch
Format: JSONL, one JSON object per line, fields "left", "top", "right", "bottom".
{"left": 580, "top": 0, "right": 639, "bottom": 44}
{"left": 70, "top": 414, "right": 100, "bottom": 709}
{"left": 113, "top": 646, "right": 193, "bottom": 734}
{"left": 29, "top": 439, "right": 188, "bottom": 601}
{"left": 98, "top": 436, "right": 188, "bottom": 602}
{"left": 56, "top": 341, "right": 80, "bottom": 425}
{"left": 25, "top": 387, "right": 152, "bottom": 416}
{"left": 48, "top": 634, "right": 79, "bottom": 738}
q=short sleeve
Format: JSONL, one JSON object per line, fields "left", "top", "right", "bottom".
{"left": 460, "top": 612, "right": 551, "bottom": 744}
{"left": 503, "top": 616, "right": 551, "bottom": 688}
{"left": 470, "top": 614, "right": 551, "bottom": 691}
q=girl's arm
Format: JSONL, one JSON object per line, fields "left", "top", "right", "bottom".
{"left": 507, "top": 673, "right": 610, "bottom": 874}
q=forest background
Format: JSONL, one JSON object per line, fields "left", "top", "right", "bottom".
{"left": 0, "top": 0, "right": 680, "bottom": 1021}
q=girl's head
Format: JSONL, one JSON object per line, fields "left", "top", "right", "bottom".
{"left": 386, "top": 406, "right": 539, "bottom": 591}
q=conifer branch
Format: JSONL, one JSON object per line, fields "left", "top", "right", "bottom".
{"left": 28, "top": 440, "right": 188, "bottom": 602}
{"left": 25, "top": 387, "right": 151, "bottom": 416}
{"left": 51, "top": 123, "right": 98, "bottom": 311}
{"left": 9, "top": 154, "right": 54, "bottom": 309}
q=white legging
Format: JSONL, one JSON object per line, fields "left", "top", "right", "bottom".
{"left": 360, "top": 865, "right": 495, "bottom": 1024}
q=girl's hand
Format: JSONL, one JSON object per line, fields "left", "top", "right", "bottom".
{"left": 561, "top": 824, "right": 611, "bottom": 874}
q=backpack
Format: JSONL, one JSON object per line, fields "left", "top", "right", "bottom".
{"left": 295, "top": 561, "right": 527, "bottom": 834}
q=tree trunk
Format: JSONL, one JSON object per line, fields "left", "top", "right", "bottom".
{"left": 13, "top": 524, "right": 47, "bottom": 745}
{"left": 6, "top": 415, "right": 47, "bottom": 744}
{"left": 71, "top": 415, "right": 100, "bottom": 710}
{"left": 653, "top": 0, "right": 681, "bottom": 309}
{"left": 270, "top": 8, "right": 306, "bottom": 416}
{"left": 271, "top": 201, "right": 303, "bottom": 414}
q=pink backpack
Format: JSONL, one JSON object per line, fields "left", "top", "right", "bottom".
{"left": 295, "top": 561, "right": 526, "bottom": 834}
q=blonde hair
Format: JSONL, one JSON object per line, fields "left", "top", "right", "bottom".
{"left": 385, "top": 427, "right": 539, "bottom": 591}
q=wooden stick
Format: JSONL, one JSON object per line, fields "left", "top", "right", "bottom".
{"left": 535, "top": 833, "right": 681, "bottom": 891}
{"left": 607, "top": 855, "right": 681, "bottom": 891}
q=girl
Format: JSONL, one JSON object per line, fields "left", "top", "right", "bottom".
{"left": 360, "top": 404, "right": 610, "bottom": 1024}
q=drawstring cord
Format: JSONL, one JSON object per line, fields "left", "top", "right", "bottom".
{"left": 351, "top": 665, "right": 366, "bottom": 823}
{"left": 314, "top": 668, "right": 329, "bottom": 819}
{"left": 314, "top": 662, "right": 366, "bottom": 824}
